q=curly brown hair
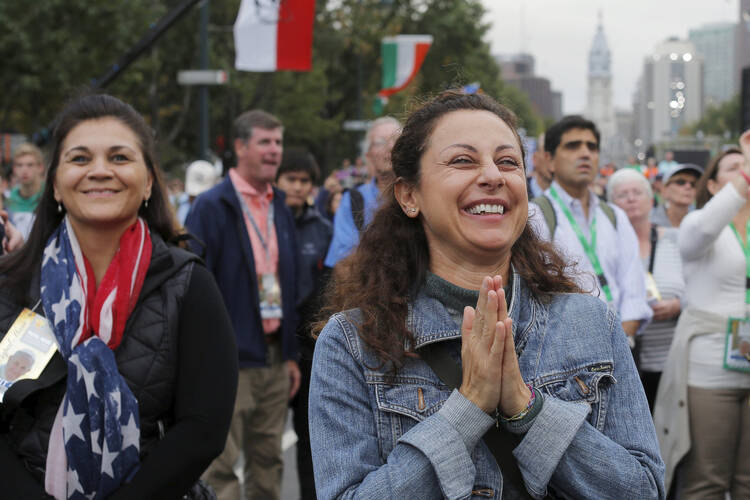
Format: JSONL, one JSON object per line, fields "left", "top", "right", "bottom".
{"left": 320, "top": 91, "right": 580, "bottom": 369}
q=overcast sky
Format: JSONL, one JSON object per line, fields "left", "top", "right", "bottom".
{"left": 483, "top": 0, "right": 739, "bottom": 115}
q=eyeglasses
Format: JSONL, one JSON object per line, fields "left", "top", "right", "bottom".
{"left": 668, "top": 178, "right": 696, "bottom": 188}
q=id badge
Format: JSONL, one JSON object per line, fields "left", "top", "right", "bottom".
{"left": 0, "top": 309, "right": 58, "bottom": 402}
{"left": 258, "top": 273, "right": 283, "bottom": 320}
{"left": 645, "top": 272, "right": 662, "bottom": 304}
{"left": 724, "top": 317, "right": 750, "bottom": 373}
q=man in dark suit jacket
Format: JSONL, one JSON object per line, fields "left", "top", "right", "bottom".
{"left": 187, "top": 110, "right": 299, "bottom": 500}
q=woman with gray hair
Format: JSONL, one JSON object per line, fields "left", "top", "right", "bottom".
{"left": 608, "top": 169, "right": 684, "bottom": 410}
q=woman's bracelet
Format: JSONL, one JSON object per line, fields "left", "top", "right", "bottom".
{"left": 739, "top": 169, "right": 750, "bottom": 186}
{"left": 501, "top": 383, "right": 536, "bottom": 422}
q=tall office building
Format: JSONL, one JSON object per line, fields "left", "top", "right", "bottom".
{"left": 689, "top": 22, "right": 736, "bottom": 106}
{"left": 496, "top": 53, "right": 564, "bottom": 121}
{"left": 736, "top": 0, "right": 750, "bottom": 92}
{"left": 633, "top": 38, "right": 703, "bottom": 144}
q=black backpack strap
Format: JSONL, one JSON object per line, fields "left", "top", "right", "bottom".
{"left": 597, "top": 200, "right": 617, "bottom": 229}
{"left": 419, "top": 343, "right": 533, "bottom": 499}
{"left": 348, "top": 188, "right": 365, "bottom": 233}
{"left": 531, "top": 195, "right": 557, "bottom": 237}
{"left": 648, "top": 225, "right": 658, "bottom": 274}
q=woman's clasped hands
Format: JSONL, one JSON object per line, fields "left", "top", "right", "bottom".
{"left": 459, "top": 275, "right": 531, "bottom": 418}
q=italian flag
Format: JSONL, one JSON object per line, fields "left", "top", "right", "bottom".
{"left": 234, "top": 0, "right": 316, "bottom": 72}
{"left": 378, "top": 35, "right": 433, "bottom": 99}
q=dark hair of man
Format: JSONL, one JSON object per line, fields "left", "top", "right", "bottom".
{"left": 0, "top": 93, "right": 179, "bottom": 302}
{"left": 233, "top": 109, "right": 283, "bottom": 142}
{"left": 275, "top": 147, "right": 320, "bottom": 184}
{"left": 318, "top": 90, "right": 580, "bottom": 370}
{"left": 696, "top": 147, "right": 743, "bottom": 209}
{"left": 544, "top": 115, "right": 601, "bottom": 157}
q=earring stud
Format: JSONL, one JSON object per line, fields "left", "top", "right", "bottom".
{"left": 57, "top": 202, "right": 62, "bottom": 213}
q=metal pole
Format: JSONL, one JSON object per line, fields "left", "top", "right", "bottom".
{"left": 32, "top": 0, "right": 202, "bottom": 145}
{"left": 198, "top": 0, "right": 210, "bottom": 160}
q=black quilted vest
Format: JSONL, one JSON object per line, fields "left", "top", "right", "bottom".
{"left": 0, "top": 234, "right": 199, "bottom": 480}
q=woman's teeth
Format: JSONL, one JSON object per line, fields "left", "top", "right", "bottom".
{"left": 467, "top": 204, "right": 504, "bottom": 215}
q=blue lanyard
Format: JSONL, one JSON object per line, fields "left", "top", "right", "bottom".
{"left": 233, "top": 185, "right": 274, "bottom": 261}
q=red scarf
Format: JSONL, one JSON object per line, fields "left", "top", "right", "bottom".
{"left": 78, "top": 219, "right": 152, "bottom": 349}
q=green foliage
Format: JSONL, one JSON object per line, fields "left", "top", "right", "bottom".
{"left": 1, "top": 0, "right": 543, "bottom": 177}
{"left": 682, "top": 95, "right": 741, "bottom": 142}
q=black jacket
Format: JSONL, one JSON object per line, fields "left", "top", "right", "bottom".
{"left": 0, "top": 234, "right": 235, "bottom": 497}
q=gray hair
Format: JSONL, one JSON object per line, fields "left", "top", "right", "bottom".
{"left": 365, "top": 116, "right": 401, "bottom": 153}
{"left": 607, "top": 168, "right": 652, "bottom": 203}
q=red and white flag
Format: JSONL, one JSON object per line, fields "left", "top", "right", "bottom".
{"left": 233, "top": 0, "right": 315, "bottom": 72}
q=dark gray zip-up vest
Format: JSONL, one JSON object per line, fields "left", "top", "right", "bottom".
{"left": 0, "top": 235, "right": 199, "bottom": 480}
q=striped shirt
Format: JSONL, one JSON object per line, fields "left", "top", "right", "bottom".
{"left": 639, "top": 227, "right": 684, "bottom": 372}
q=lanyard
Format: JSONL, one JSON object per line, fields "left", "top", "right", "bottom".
{"left": 729, "top": 221, "right": 750, "bottom": 304}
{"left": 234, "top": 185, "right": 275, "bottom": 262}
{"left": 549, "top": 186, "right": 613, "bottom": 302}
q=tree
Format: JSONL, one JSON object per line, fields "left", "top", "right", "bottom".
{"left": 1, "top": 0, "right": 543, "bottom": 177}
{"left": 682, "top": 95, "right": 741, "bottom": 141}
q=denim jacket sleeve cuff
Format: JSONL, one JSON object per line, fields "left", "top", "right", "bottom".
{"left": 397, "top": 389, "right": 494, "bottom": 499}
{"left": 437, "top": 389, "right": 495, "bottom": 450}
{"left": 512, "top": 396, "right": 591, "bottom": 497}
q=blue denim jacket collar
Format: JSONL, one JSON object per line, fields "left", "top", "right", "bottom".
{"left": 408, "top": 267, "right": 535, "bottom": 354}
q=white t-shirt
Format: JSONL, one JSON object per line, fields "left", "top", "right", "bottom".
{"left": 680, "top": 182, "right": 750, "bottom": 389}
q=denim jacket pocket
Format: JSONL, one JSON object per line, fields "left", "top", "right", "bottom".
{"left": 537, "top": 363, "right": 616, "bottom": 431}
{"left": 372, "top": 380, "right": 449, "bottom": 459}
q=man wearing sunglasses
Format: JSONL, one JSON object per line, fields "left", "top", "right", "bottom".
{"left": 651, "top": 163, "right": 703, "bottom": 228}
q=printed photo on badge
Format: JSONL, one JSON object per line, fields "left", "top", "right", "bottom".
{"left": 258, "top": 272, "right": 283, "bottom": 319}
{"left": 724, "top": 317, "right": 750, "bottom": 372}
{"left": 0, "top": 309, "right": 58, "bottom": 400}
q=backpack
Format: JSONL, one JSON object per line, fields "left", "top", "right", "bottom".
{"left": 531, "top": 194, "right": 616, "bottom": 236}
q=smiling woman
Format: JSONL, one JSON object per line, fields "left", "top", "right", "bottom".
{"left": 0, "top": 94, "right": 237, "bottom": 498}
{"left": 310, "top": 91, "right": 666, "bottom": 499}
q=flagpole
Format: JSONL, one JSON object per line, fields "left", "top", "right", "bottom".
{"left": 198, "top": 0, "right": 211, "bottom": 160}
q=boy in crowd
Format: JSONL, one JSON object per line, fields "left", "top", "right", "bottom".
{"left": 6, "top": 143, "right": 45, "bottom": 239}
{"left": 275, "top": 148, "right": 332, "bottom": 500}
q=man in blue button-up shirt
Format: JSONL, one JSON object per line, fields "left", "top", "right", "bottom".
{"left": 324, "top": 117, "right": 401, "bottom": 267}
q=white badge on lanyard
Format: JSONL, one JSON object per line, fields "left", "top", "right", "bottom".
{"left": 0, "top": 308, "right": 59, "bottom": 402}
{"left": 725, "top": 317, "right": 750, "bottom": 373}
{"left": 259, "top": 272, "right": 283, "bottom": 319}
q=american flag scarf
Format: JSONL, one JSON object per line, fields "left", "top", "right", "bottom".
{"left": 41, "top": 216, "right": 152, "bottom": 499}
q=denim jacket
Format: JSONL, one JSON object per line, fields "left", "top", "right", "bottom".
{"left": 309, "top": 271, "right": 665, "bottom": 500}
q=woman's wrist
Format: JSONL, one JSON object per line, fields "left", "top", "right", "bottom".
{"left": 500, "top": 383, "right": 534, "bottom": 420}
{"left": 739, "top": 168, "right": 750, "bottom": 186}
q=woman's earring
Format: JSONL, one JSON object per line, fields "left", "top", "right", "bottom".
{"left": 144, "top": 198, "right": 149, "bottom": 208}
{"left": 57, "top": 202, "right": 62, "bottom": 213}
{"left": 407, "top": 207, "right": 418, "bottom": 216}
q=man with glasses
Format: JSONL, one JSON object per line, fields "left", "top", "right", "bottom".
{"left": 324, "top": 116, "right": 401, "bottom": 267}
{"left": 651, "top": 163, "right": 703, "bottom": 228}
{"left": 529, "top": 115, "right": 652, "bottom": 347}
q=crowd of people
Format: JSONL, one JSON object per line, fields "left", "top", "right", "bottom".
{"left": 0, "top": 89, "right": 747, "bottom": 500}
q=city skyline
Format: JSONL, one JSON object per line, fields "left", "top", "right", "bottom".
{"left": 484, "top": 0, "right": 738, "bottom": 115}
